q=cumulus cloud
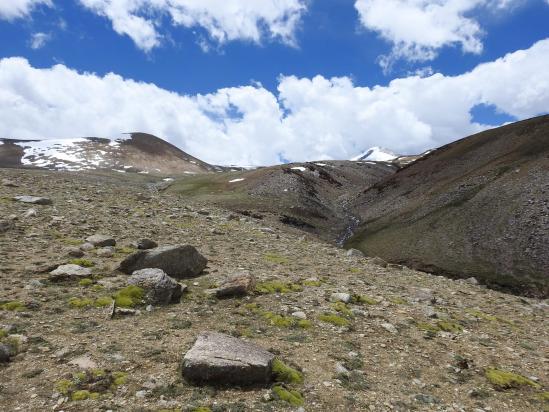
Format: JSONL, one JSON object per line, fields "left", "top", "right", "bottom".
{"left": 0, "top": 0, "right": 51, "bottom": 20}
{"left": 354, "top": 0, "right": 524, "bottom": 70}
{"left": 29, "top": 32, "right": 51, "bottom": 49}
{"left": 1, "top": 39, "right": 548, "bottom": 165}
{"left": 78, "top": 0, "right": 307, "bottom": 52}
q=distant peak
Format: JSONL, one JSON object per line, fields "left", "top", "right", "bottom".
{"left": 351, "top": 146, "right": 399, "bottom": 162}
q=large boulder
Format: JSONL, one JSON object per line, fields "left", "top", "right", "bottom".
{"left": 212, "top": 272, "right": 256, "bottom": 298}
{"left": 0, "top": 344, "right": 12, "bottom": 363}
{"left": 118, "top": 245, "right": 207, "bottom": 279}
{"left": 13, "top": 196, "right": 52, "bottom": 205}
{"left": 128, "top": 268, "right": 183, "bottom": 305}
{"left": 49, "top": 264, "right": 92, "bottom": 281}
{"left": 181, "top": 332, "right": 274, "bottom": 386}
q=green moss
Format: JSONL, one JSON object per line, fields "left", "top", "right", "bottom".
{"left": 319, "top": 313, "right": 350, "bottom": 327}
{"left": 297, "top": 319, "right": 312, "bottom": 329}
{"left": 256, "top": 281, "right": 302, "bottom": 294}
{"left": 537, "top": 392, "right": 549, "bottom": 401}
{"left": 78, "top": 278, "right": 94, "bottom": 287}
{"left": 68, "top": 297, "right": 94, "bottom": 308}
{"left": 94, "top": 296, "right": 113, "bottom": 307}
{"left": 262, "top": 312, "right": 295, "bottom": 328}
{"left": 352, "top": 295, "right": 378, "bottom": 305}
{"left": 331, "top": 302, "right": 354, "bottom": 317}
{"left": 0, "top": 329, "right": 7, "bottom": 338}
{"left": 485, "top": 368, "right": 541, "bottom": 390}
{"left": 416, "top": 322, "right": 439, "bottom": 333}
{"left": 112, "top": 371, "right": 128, "bottom": 386}
{"left": 192, "top": 407, "right": 212, "bottom": 412}
{"left": 71, "top": 390, "right": 91, "bottom": 401}
{"left": 390, "top": 297, "right": 408, "bottom": 305}
{"left": 113, "top": 285, "right": 144, "bottom": 308}
{"left": 466, "top": 309, "right": 497, "bottom": 322}
{"left": 272, "top": 359, "right": 304, "bottom": 384}
{"left": 272, "top": 386, "right": 304, "bottom": 406}
{"left": 349, "top": 268, "right": 361, "bottom": 274}
{"left": 70, "top": 258, "right": 94, "bottom": 267}
{"left": 89, "top": 392, "right": 100, "bottom": 400}
{"left": 436, "top": 320, "right": 463, "bottom": 333}
{"left": 60, "top": 238, "right": 83, "bottom": 246}
{"left": 115, "top": 247, "right": 135, "bottom": 254}
{"left": 1, "top": 301, "right": 25, "bottom": 311}
{"left": 264, "top": 253, "right": 289, "bottom": 264}
{"left": 55, "top": 379, "right": 74, "bottom": 395}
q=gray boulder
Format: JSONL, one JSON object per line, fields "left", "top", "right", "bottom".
{"left": 181, "top": 331, "right": 274, "bottom": 385}
{"left": 13, "top": 196, "right": 52, "bottom": 205}
{"left": 2, "top": 179, "right": 18, "bottom": 187}
{"left": 213, "top": 272, "right": 256, "bottom": 298}
{"left": 49, "top": 264, "right": 92, "bottom": 281}
{"left": 0, "top": 344, "right": 12, "bottom": 363}
{"left": 370, "top": 256, "right": 388, "bottom": 268}
{"left": 86, "top": 234, "right": 116, "bottom": 247}
{"left": 137, "top": 239, "right": 158, "bottom": 250}
{"left": 128, "top": 268, "right": 183, "bottom": 305}
{"left": 118, "top": 245, "right": 207, "bottom": 279}
{"left": 346, "top": 248, "right": 364, "bottom": 257}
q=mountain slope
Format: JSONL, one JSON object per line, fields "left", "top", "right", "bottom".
{"left": 351, "top": 146, "right": 399, "bottom": 161}
{"left": 0, "top": 133, "right": 218, "bottom": 175}
{"left": 346, "top": 115, "right": 549, "bottom": 297}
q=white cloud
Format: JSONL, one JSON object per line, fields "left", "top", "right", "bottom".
{"left": 29, "top": 32, "right": 51, "bottom": 49}
{"left": 0, "top": 0, "right": 52, "bottom": 20}
{"left": 0, "top": 39, "right": 548, "bottom": 165}
{"left": 354, "top": 0, "right": 524, "bottom": 70}
{"left": 78, "top": 0, "right": 307, "bottom": 52}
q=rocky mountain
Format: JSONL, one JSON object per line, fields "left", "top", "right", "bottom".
{"left": 351, "top": 146, "right": 399, "bottom": 162}
{"left": 0, "top": 167, "right": 547, "bottom": 411}
{"left": 347, "top": 115, "right": 549, "bottom": 297}
{"left": 0, "top": 133, "right": 220, "bottom": 175}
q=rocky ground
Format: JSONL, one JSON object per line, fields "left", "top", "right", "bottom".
{"left": 0, "top": 168, "right": 548, "bottom": 412}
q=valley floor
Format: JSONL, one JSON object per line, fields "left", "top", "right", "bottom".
{"left": 0, "top": 168, "right": 547, "bottom": 412}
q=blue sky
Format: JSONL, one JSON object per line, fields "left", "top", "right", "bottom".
{"left": 0, "top": 0, "right": 548, "bottom": 165}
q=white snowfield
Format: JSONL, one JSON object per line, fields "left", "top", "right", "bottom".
{"left": 291, "top": 166, "right": 307, "bottom": 171}
{"left": 229, "top": 178, "right": 245, "bottom": 183}
{"left": 351, "top": 146, "right": 399, "bottom": 162}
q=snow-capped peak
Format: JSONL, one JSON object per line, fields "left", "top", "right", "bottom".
{"left": 351, "top": 146, "right": 399, "bottom": 162}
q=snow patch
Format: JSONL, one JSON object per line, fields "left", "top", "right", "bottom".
{"left": 291, "top": 166, "right": 306, "bottom": 172}
{"left": 352, "top": 146, "right": 399, "bottom": 162}
{"left": 229, "top": 178, "right": 245, "bottom": 183}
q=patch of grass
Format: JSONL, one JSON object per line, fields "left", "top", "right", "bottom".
{"left": 255, "top": 281, "right": 302, "bottom": 294}
{"left": 263, "top": 312, "right": 294, "bottom": 328}
{"left": 272, "top": 386, "right": 304, "bottom": 406}
{"left": 297, "top": 319, "right": 312, "bottom": 329}
{"left": 71, "top": 390, "right": 91, "bottom": 401}
{"left": 115, "top": 246, "right": 135, "bottom": 255}
{"left": 272, "top": 359, "right": 304, "bottom": 384}
{"left": 68, "top": 297, "right": 94, "bottom": 309}
{"left": 55, "top": 379, "right": 74, "bottom": 395}
{"left": 389, "top": 297, "right": 408, "bottom": 305}
{"left": 319, "top": 313, "right": 350, "bottom": 327}
{"left": 331, "top": 302, "right": 354, "bottom": 317}
{"left": 302, "top": 279, "right": 322, "bottom": 287}
{"left": 1, "top": 301, "right": 25, "bottom": 311}
{"left": 352, "top": 295, "right": 378, "bottom": 305}
{"left": 485, "top": 368, "right": 540, "bottom": 390}
{"left": 416, "top": 322, "right": 440, "bottom": 333}
{"left": 0, "top": 329, "right": 7, "bottom": 338}
{"left": 112, "top": 371, "right": 128, "bottom": 386}
{"left": 60, "top": 238, "right": 83, "bottom": 246}
{"left": 349, "top": 268, "right": 361, "bottom": 274}
{"left": 69, "top": 259, "right": 94, "bottom": 268}
{"left": 113, "top": 285, "right": 144, "bottom": 308}
{"left": 264, "top": 253, "right": 289, "bottom": 265}
{"left": 436, "top": 320, "right": 463, "bottom": 333}
{"left": 338, "top": 371, "right": 369, "bottom": 391}
{"left": 78, "top": 278, "right": 94, "bottom": 287}
{"left": 192, "top": 407, "right": 212, "bottom": 412}
{"left": 466, "top": 309, "right": 497, "bottom": 322}
{"left": 94, "top": 296, "right": 113, "bottom": 307}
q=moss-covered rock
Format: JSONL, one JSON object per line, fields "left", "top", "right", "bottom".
{"left": 272, "top": 359, "right": 304, "bottom": 384}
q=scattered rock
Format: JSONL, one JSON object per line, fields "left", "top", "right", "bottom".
{"left": 181, "top": 331, "right": 274, "bottom": 386}
{"left": 66, "top": 247, "right": 84, "bottom": 258}
{"left": 68, "top": 355, "right": 97, "bottom": 370}
{"left": 96, "top": 247, "right": 115, "bottom": 258}
{"left": 346, "top": 248, "right": 364, "bottom": 257}
{"left": 127, "top": 268, "right": 183, "bottom": 305}
{"left": 23, "top": 208, "right": 37, "bottom": 218}
{"left": 330, "top": 292, "right": 351, "bottom": 303}
{"left": 2, "top": 178, "right": 18, "bottom": 187}
{"left": 465, "top": 277, "right": 479, "bottom": 285}
{"left": 0, "top": 220, "right": 14, "bottom": 233}
{"left": 13, "top": 196, "right": 52, "bottom": 205}
{"left": 370, "top": 256, "right": 388, "bottom": 268}
{"left": 213, "top": 272, "right": 256, "bottom": 298}
{"left": 137, "top": 239, "right": 157, "bottom": 250}
{"left": 80, "top": 242, "right": 95, "bottom": 251}
{"left": 335, "top": 362, "right": 349, "bottom": 376}
{"left": 410, "top": 287, "right": 436, "bottom": 304}
{"left": 291, "top": 311, "right": 307, "bottom": 320}
{"left": 118, "top": 245, "right": 207, "bottom": 279}
{"left": 381, "top": 322, "right": 398, "bottom": 334}
{"left": 49, "top": 264, "right": 92, "bottom": 281}
{"left": 85, "top": 234, "right": 116, "bottom": 247}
